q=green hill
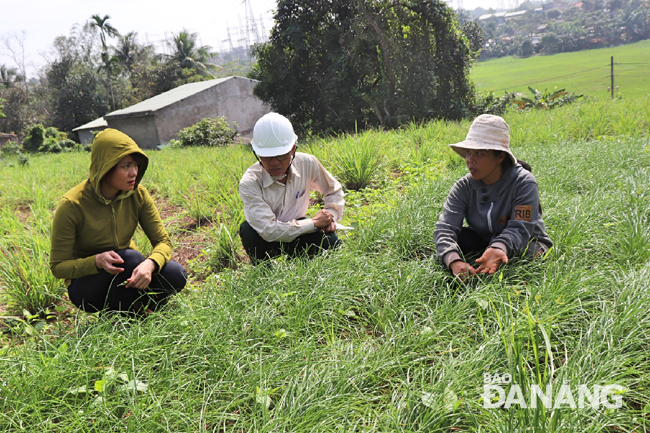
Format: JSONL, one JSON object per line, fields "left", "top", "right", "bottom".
{"left": 471, "top": 39, "right": 650, "bottom": 99}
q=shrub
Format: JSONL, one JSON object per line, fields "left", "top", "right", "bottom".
{"left": 473, "top": 91, "right": 517, "bottom": 116}
{"left": 0, "top": 140, "right": 22, "bottom": 156}
{"left": 39, "top": 137, "right": 62, "bottom": 154}
{"left": 23, "top": 124, "right": 72, "bottom": 153}
{"left": 58, "top": 138, "right": 77, "bottom": 150}
{"left": 22, "top": 124, "right": 46, "bottom": 153}
{"left": 174, "top": 117, "right": 238, "bottom": 147}
{"left": 512, "top": 87, "right": 583, "bottom": 110}
{"left": 519, "top": 39, "right": 534, "bottom": 57}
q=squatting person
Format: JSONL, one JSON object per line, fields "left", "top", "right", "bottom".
{"left": 239, "top": 112, "right": 345, "bottom": 264}
{"left": 50, "top": 129, "right": 187, "bottom": 313}
{"left": 434, "top": 114, "right": 553, "bottom": 281}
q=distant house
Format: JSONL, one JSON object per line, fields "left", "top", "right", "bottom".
{"left": 73, "top": 117, "right": 108, "bottom": 145}
{"left": 505, "top": 10, "right": 527, "bottom": 19}
{"left": 96, "top": 76, "right": 269, "bottom": 149}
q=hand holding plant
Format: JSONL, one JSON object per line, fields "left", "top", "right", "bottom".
{"left": 126, "top": 259, "right": 156, "bottom": 289}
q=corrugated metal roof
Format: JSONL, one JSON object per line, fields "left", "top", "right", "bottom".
{"left": 104, "top": 76, "right": 234, "bottom": 120}
{"left": 505, "top": 10, "right": 527, "bottom": 17}
{"left": 73, "top": 117, "right": 108, "bottom": 131}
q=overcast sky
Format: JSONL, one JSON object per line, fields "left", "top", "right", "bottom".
{"left": 1, "top": 0, "right": 502, "bottom": 78}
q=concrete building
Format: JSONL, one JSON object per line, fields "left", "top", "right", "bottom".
{"left": 73, "top": 117, "right": 108, "bottom": 145}
{"left": 505, "top": 10, "right": 527, "bottom": 19}
{"left": 100, "top": 76, "right": 269, "bottom": 149}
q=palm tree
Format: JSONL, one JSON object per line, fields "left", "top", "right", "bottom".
{"left": 113, "top": 32, "right": 153, "bottom": 74}
{"left": 164, "top": 30, "right": 217, "bottom": 76}
{"left": 90, "top": 14, "right": 119, "bottom": 110}
{"left": 90, "top": 14, "right": 119, "bottom": 51}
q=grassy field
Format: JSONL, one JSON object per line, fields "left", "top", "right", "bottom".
{"left": 1, "top": 98, "right": 650, "bottom": 430}
{"left": 471, "top": 39, "right": 650, "bottom": 99}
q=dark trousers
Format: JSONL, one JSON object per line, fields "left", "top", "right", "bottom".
{"left": 458, "top": 227, "right": 549, "bottom": 260}
{"left": 240, "top": 221, "right": 341, "bottom": 264}
{"left": 67, "top": 249, "right": 187, "bottom": 313}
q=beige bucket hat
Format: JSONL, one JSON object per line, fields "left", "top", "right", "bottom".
{"left": 449, "top": 114, "right": 517, "bottom": 165}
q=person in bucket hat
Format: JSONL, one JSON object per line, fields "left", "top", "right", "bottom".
{"left": 434, "top": 114, "right": 552, "bottom": 281}
{"left": 238, "top": 113, "right": 345, "bottom": 264}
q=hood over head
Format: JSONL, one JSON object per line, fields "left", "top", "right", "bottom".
{"left": 89, "top": 128, "right": 149, "bottom": 198}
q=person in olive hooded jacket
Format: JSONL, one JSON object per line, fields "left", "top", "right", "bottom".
{"left": 50, "top": 129, "right": 187, "bottom": 313}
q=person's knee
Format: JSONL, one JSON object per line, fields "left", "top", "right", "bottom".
{"left": 524, "top": 241, "right": 549, "bottom": 259}
{"left": 116, "top": 249, "right": 145, "bottom": 272}
{"left": 239, "top": 221, "right": 254, "bottom": 236}
{"left": 313, "top": 232, "right": 340, "bottom": 252}
{"left": 157, "top": 260, "right": 188, "bottom": 292}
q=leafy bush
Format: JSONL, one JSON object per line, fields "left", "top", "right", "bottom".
{"left": 40, "top": 138, "right": 84, "bottom": 154}
{"left": 57, "top": 138, "right": 78, "bottom": 150}
{"left": 512, "top": 87, "right": 583, "bottom": 110}
{"left": 174, "top": 117, "right": 238, "bottom": 148}
{"left": 0, "top": 140, "right": 22, "bottom": 156}
{"left": 519, "top": 39, "right": 534, "bottom": 57}
{"left": 473, "top": 91, "right": 517, "bottom": 116}
{"left": 39, "top": 137, "right": 62, "bottom": 154}
{"left": 22, "top": 124, "right": 46, "bottom": 153}
{"left": 23, "top": 124, "right": 73, "bottom": 153}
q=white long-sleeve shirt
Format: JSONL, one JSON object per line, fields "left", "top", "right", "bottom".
{"left": 239, "top": 152, "right": 345, "bottom": 242}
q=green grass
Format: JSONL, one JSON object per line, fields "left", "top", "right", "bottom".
{"left": 471, "top": 39, "right": 650, "bottom": 99}
{"left": 1, "top": 98, "right": 650, "bottom": 430}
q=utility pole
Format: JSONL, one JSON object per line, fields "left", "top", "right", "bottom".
{"left": 611, "top": 56, "right": 614, "bottom": 100}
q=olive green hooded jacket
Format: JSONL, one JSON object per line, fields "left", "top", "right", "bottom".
{"left": 50, "top": 129, "right": 172, "bottom": 282}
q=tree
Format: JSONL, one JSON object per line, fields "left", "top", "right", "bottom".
{"left": 519, "top": 38, "right": 534, "bottom": 57}
{"left": 547, "top": 9, "right": 562, "bottom": 20}
{"left": 541, "top": 32, "right": 562, "bottom": 53}
{"left": 0, "top": 64, "right": 19, "bottom": 88}
{"left": 0, "top": 85, "right": 28, "bottom": 134}
{"left": 44, "top": 34, "right": 107, "bottom": 133}
{"left": 90, "top": 14, "right": 119, "bottom": 52}
{"left": 1, "top": 31, "right": 33, "bottom": 123}
{"left": 164, "top": 30, "right": 217, "bottom": 76}
{"left": 0, "top": 64, "right": 28, "bottom": 133}
{"left": 251, "top": 0, "right": 475, "bottom": 133}
{"left": 90, "top": 14, "right": 120, "bottom": 110}
{"left": 113, "top": 31, "right": 154, "bottom": 74}
{"left": 461, "top": 21, "right": 486, "bottom": 59}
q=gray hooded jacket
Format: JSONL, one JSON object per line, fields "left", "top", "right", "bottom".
{"left": 435, "top": 163, "right": 552, "bottom": 267}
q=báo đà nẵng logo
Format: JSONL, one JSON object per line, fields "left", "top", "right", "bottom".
{"left": 481, "top": 372, "right": 625, "bottom": 409}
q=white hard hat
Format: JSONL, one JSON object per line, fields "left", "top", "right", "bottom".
{"left": 251, "top": 112, "right": 298, "bottom": 157}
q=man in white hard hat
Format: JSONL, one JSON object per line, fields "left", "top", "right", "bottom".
{"left": 238, "top": 112, "right": 345, "bottom": 264}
